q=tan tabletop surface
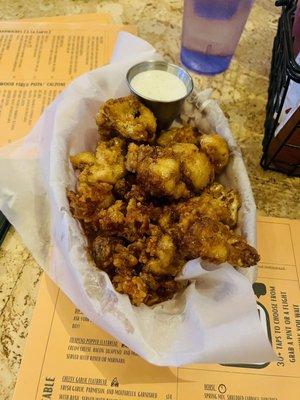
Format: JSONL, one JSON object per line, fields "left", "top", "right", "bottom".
{"left": 0, "top": 1, "right": 299, "bottom": 399}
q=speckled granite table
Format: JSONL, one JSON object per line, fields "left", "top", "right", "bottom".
{"left": 0, "top": 1, "right": 300, "bottom": 399}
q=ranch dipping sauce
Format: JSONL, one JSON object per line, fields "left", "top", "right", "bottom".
{"left": 130, "top": 69, "right": 187, "bottom": 102}
{"left": 127, "top": 61, "right": 193, "bottom": 129}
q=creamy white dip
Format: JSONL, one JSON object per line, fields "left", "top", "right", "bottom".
{"left": 130, "top": 70, "right": 187, "bottom": 102}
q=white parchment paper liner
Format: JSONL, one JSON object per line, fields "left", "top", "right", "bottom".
{"left": 0, "top": 32, "right": 276, "bottom": 366}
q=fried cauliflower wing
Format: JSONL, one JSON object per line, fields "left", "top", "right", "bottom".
{"left": 92, "top": 233, "right": 183, "bottom": 306}
{"left": 68, "top": 182, "right": 114, "bottom": 224}
{"left": 126, "top": 143, "right": 190, "bottom": 199}
{"left": 70, "top": 151, "right": 95, "bottom": 170}
{"left": 113, "top": 176, "right": 134, "bottom": 199}
{"left": 175, "top": 215, "right": 259, "bottom": 268}
{"left": 203, "top": 183, "right": 240, "bottom": 226}
{"left": 91, "top": 138, "right": 126, "bottom": 184}
{"left": 139, "top": 226, "right": 179, "bottom": 276}
{"left": 113, "top": 275, "right": 148, "bottom": 306}
{"left": 124, "top": 198, "right": 154, "bottom": 241}
{"left": 172, "top": 143, "right": 214, "bottom": 192}
{"left": 92, "top": 235, "right": 124, "bottom": 271}
{"left": 69, "top": 138, "right": 126, "bottom": 225}
{"left": 200, "top": 133, "right": 230, "bottom": 174}
{"left": 158, "top": 207, "right": 176, "bottom": 233}
{"left": 174, "top": 183, "right": 240, "bottom": 228}
{"left": 157, "top": 126, "right": 200, "bottom": 147}
{"left": 112, "top": 175, "right": 147, "bottom": 202}
{"left": 71, "top": 137, "right": 126, "bottom": 186}
{"left": 142, "top": 277, "right": 183, "bottom": 306}
{"left": 95, "top": 95, "right": 157, "bottom": 142}
{"left": 98, "top": 198, "right": 158, "bottom": 242}
{"left": 92, "top": 235, "right": 140, "bottom": 274}
{"left": 98, "top": 200, "right": 126, "bottom": 235}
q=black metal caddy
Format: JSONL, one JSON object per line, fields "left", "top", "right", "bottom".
{"left": 261, "top": 0, "right": 300, "bottom": 176}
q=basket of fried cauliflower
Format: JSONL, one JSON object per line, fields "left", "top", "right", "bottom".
{"left": 67, "top": 95, "right": 259, "bottom": 307}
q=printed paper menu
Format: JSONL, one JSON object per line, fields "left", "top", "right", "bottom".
{"left": 0, "top": 20, "right": 136, "bottom": 146}
{"left": 12, "top": 216, "right": 300, "bottom": 400}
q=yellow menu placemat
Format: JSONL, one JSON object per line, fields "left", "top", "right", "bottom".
{"left": 12, "top": 216, "right": 300, "bottom": 399}
{"left": 0, "top": 20, "right": 136, "bottom": 146}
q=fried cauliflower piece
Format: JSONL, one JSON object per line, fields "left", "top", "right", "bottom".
{"left": 174, "top": 183, "right": 240, "bottom": 228}
{"left": 92, "top": 233, "right": 184, "bottom": 306}
{"left": 98, "top": 198, "right": 157, "bottom": 242}
{"left": 126, "top": 143, "right": 190, "bottom": 199}
{"left": 157, "top": 126, "right": 200, "bottom": 147}
{"left": 71, "top": 137, "right": 126, "bottom": 186}
{"left": 175, "top": 215, "right": 259, "bottom": 268}
{"left": 92, "top": 235, "right": 123, "bottom": 271}
{"left": 140, "top": 226, "right": 179, "bottom": 276}
{"left": 113, "top": 176, "right": 134, "bottom": 199}
{"left": 69, "top": 138, "right": 125, "bottom": 225}
{"left": 92, "top": 235, "right": 139, "bottom": 273}
{"left": 124, "top": 198, "right": 153, "bottom": 241}
{"left": 68, "top": 182, "right": 114, "bottom": 224}
{"left": 203, "top": 183, "right": 240, "bottom": 226}
{"left": 172, "top": 143, "right": 214, "bottom": 192}
{"left": 200, "top": 133, "right": 230, "bottom": 174}
{"left": 113, "top": 275, "right": 148, "bottom": 306}
{"left": 124, "top": 184, "right": 147, "bottom": 202}
{"left": 111, "top": 269, "right": 182, "bottom": 306}
{"left": 91, "top": 138, "right": 126, "bottom": 185}
{"left": 98, "top": 200, "right": 125, "bottom": 235}
{"left": 143, "top": 278, "right": 183, "bottom": 306}
{"left": 158, "top": 207, "right": 176, "bottom": 233}
{"left": 70, "top": 151, "right": 95, "bottom": 170}
{"left": 112, "top": 244, "right": 139, "bottom": 272}
{"left": 112, "top": 175, "right": 148, "bottom": 202}
{"left": 95, "top": 95, "right": 156, "bottom": 142}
